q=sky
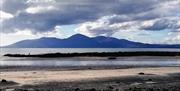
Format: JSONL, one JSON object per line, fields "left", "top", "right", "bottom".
{"left": 0, "top": 0, "right": 180, "bottom": 46}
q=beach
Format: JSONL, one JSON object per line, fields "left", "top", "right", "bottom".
{"left": 1, "top": 67, "right": 180, "bottom": 91}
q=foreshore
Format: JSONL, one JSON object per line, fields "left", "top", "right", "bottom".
{"left": 1, "top": 67, "right": 180, "bottom": 91}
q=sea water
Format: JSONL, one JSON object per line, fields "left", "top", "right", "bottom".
{"left": 0, "top": 48, "right": 180, "bottom": 67}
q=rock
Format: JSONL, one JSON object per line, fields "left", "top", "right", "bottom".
{"left": 162, "top": 88, "right": 168, "bottom": 91}
{"left": 138, "top": 72, "right": 145, "bottom": 75}
{"left": 74, "top": 88, "right": 80, "bottom": 91}
{"left": 33, "top": 72, "right": 37, "bottom": 74}
{"left": 147, "top": 88, "right": 154, "bottom": 91}
{"left": 148, "top": 78, "right": 153, "bottom": 81}
{"left": 89, "top": 88, "right": 96, "bottom": 91}
{"left": 108, "top": 57, "right": 117, "bottom": 60}
{"left": 108, "top": 86, "right": 114, "bottom": 89}
{"left": 1, "top": 79, "right": 7, "bottom": 83}
{"left": 35, "top": 89, "right": 40, "bottom": 91}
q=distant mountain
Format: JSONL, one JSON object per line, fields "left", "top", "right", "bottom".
{"left": 3, "top": 34, "right": 180, "bottom": 48}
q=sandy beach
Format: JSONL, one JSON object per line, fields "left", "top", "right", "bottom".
{"left": 1, "top": 67, "right": 180, "bottom": 91}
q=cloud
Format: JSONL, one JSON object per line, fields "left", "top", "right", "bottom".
{"left": 165, "top": 31, "right": 180, "bottom": 44}
{"left": 1, "top": 0, "right": 28, "bottom": 14}
{"left": 0, "top": 11, "right": 14, "bottom": 22}
{"left": 1, "top": 0, "right": 180, "bottom": 44}
{"left": 142, "top": 18, "right": 180, "bottom": 31}
{"left": 1, "top": 0, "right": 169, "bottom": 33}
{"left": 26, "top": 6, "right": 57, "bottom": 14}
{"left": 75, "top": 14, "right": 180, "bottom": 37}
{"left": 75, "top": 14, "right": 133, "bottom": 37}
{"left": 75, "top": 14, "right": 180, "bottom": 44}
{"left": 26, "top": 0, "right": 56, "bottom": 4}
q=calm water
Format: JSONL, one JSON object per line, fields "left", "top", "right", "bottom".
{"left": 0, "top": 48, "right": 180, "bottom": 67}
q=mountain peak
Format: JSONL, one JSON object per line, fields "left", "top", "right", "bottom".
{"left": 39, "top": 37, "right": 59, "bottom": 39}
{"left": 69, "top": 34, "right": 89, "bottom": 39}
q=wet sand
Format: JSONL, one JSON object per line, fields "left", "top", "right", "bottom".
{"left": 1, "top": 67, "right": 180, "bottom": 91}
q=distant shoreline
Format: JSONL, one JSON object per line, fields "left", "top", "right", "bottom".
{"left": 4, "top": 51, "right": 180, "bottom": 58}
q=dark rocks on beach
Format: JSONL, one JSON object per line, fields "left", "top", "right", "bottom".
{"left": 88, "top": 67, "right": 92, "bottom": 70}
{"left": 147, "top": 78, "right": 153, "bottom": 81}
{"left": 74, "top": 88, "right": 80, "bottom": 91}
{"left": 7, "top": 84, "right": 180, "bottom": 91}
{"left": 108, "top": 57, "right": 117, "bottom": 60}
{"left": 108, "top": 86, "right": 114, "bottom": 89}
{"left": 33, "top": 72, "right": 37, "bottom": 74}
{"left": 14, "top": 89, "right": 38, "bottom": 91}
{"left": 162, "top": 88, "right": 168, "bottom": 91}
{"left": 147, "top": 88, "right": 154, "bottom": 91}
{"left": 124, "top": 86, "right": 180, "bottom": 91}
{"left": 74, "top": 88, "right": 97, "bottom": 91}
{"left": 88, "top": 88, "right": 96, "bottom": 91}
{"left": 1, "top": 79, "right": 7, "bottom": 83}
{"left": 138, "top": 72, "right": 145, "bottom": 75}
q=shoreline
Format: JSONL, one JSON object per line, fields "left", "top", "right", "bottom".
{"left": 0, "top": 65, "right": 179, "bottom": 72}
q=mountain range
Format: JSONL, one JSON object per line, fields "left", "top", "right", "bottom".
{"left": 3, "top": 34, "right": 180, "bottom": 48}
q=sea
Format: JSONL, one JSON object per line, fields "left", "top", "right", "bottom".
{"left": 0, "top": 48, "right": 180, "bottom": 67}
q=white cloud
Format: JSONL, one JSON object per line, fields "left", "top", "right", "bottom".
{"left": 26, "top": 6, "right": 57, "bottom": 14}
{"left": 155, "top": 0, "right": 180, "bottom": 17}
{"left": 141, "top": 17, "right": 180, "bottom": 30}
{"left": 74, "top": 15, "right": 156, "bottom": 37}
{"left": 75, "top": 14, "right": 135, "bottom": 37}
{"left": 0, "top": 29, "right": 36, "bottom": 46}
{"left": 75, "top": 14, "right": 180, "bottom": 44}
{"left": 165, "top": 32, "right": 180, "bottom": 44}
{"left": 0, "top": 11, "right": 14, "bottom": 22}
{"left": 26, "top": 0, "right": 56, "bottom": 4}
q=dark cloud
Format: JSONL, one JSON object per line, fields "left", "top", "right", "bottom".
{"left": 1, "top": 0, "right": 179, "bottom": 33}
{"left": 1, "top": 0, "right": 28, "bottom": 14}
